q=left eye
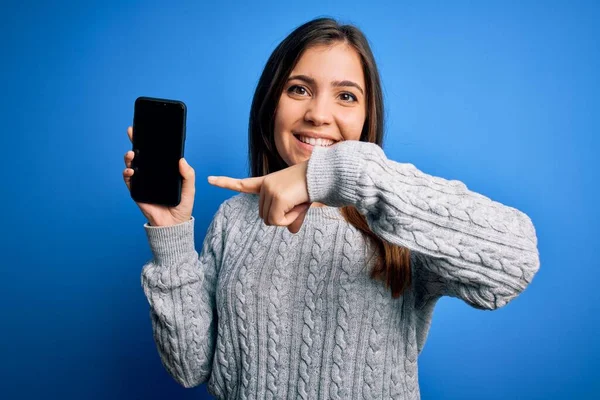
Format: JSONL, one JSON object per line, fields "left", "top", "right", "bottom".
{"left": 340, "top": 93, "right": 357, "bottom": 102}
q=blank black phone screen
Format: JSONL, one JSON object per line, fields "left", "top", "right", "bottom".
{"left": 130, "top": 97, "right": 186, "bottom": 207}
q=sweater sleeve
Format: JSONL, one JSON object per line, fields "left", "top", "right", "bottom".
{"left": 140, "top": 205, "right": 225, "bottom": 388}
{"left": 306, "top": 140, "right": 540, "bottom": 310}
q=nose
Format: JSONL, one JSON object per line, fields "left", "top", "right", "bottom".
{"left": 303, "top": 95, "right": 333, "bottom": 126}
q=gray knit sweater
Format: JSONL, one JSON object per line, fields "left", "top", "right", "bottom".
{"left": 140, "top": 140, "right": 540, "bottom": 400}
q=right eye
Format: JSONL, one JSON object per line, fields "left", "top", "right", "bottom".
{"left": 288, "top": 85, "right": 308, "bottom": 96}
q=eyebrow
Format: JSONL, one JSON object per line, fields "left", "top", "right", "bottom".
{"left": 288, "top": 74, "right": 364, "bottom": 95}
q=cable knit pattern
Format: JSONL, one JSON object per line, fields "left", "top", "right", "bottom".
{"left": 209, "top": 201, "right": 239, "bottom": 399}
{"left": 139, "top": 140, "right": 540, "bottom": 399}
{"left": 330, "top": 227, "right": 361, "bottom": 399}
{"left": 389, "top": 297, "right": 407, "bottom": 399}
{"left": 363, "top": 274, "right": 387, "bottom": 400}
{"left": 209, "top": 323, "right": 231, "bottom": 397}
{"left": 234, "top": 221, "right": 269, "bottom": 400}
{"left": 403, "top": 295, "right": 419, "bottom": 398}
{"left": 266, "top": 230, "right": 288, "bottom": 399}
{"left": 297, "top": 225, "right": 328, "bottom": 399}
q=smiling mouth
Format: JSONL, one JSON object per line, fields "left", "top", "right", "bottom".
{"left": 293, "top": 133, "right": 337, "bottom": 147}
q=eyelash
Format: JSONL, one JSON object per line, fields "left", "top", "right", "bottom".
{"left": 287, "top": 85, "right": 358, "bottom": 103}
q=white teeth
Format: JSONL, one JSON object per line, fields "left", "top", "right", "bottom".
{"left": 296, "top": 135, "right": 335, "bottom": 147}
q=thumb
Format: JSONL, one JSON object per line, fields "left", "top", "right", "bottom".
{"left": 180, "top": 158, "right": 196, "bottom": 192}
{"left": 287, "top": 202, "right": 312, "bottom": 234}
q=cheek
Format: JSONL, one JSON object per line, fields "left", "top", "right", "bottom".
{"left": 274, "top": 99, "right": 293, "bottom": 136}
{"left": 274, "top": 99, "right": 303, "bottom": 143}
{"left": 339, "top": 109, "right": 366, "bottom": 140}
{"left": 273, "top": 100, "right": 297, "bottom": 165}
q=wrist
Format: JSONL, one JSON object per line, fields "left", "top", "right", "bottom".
{"left": 306, "top": 140, "right": 372, "bottom": 207}
{"left": 147, "top": 216, "right": 192, "bottom": 227}
{"left": 144, "top": 217, "right": 196, "bottom": 264}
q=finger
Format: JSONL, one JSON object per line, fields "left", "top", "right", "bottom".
{"left": 286, "top": 202, "right": 311, "bottom": 233}
{"left": 263, "top": 192, "right": 273, "bottom": 225}
{"left": 268, "top": 196, "right": 284, "bottom": 226}
{"left": 124, "top": 150, "right": 134, "bottom": 168}
{"left": 180, "top": 158, "right": 195, "bottom": 193}
{"left": 259, "top": 184, "right": 265, "bottom": 220}
{"left": 208, "top": 176, "right": 262, "bottom": 194}
{"left": 127, "top": 126, "right": 133, "bottom": 143}
{"left": 123, "top": 168, "right": 134, "bottom": 191}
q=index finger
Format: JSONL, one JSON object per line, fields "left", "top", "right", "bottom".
{"left": 127, "top": 126, "right": 133, "bottom": 143}
{"left": 208, "top": 176, "right": 263, "bottom": 194}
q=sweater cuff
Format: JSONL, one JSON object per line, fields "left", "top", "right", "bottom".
{"left": 144, "top": 217, "right": 196, "bottom": 265}
{"left": 306, "top": 140, "right": 384, "bottom": 207}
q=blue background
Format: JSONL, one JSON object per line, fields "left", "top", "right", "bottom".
{"left": 2, "top": 0, "right": 598, "bottom": 398}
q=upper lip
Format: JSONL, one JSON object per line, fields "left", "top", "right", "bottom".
{"left": 293, "top": 131, "right": 339, "bottom": 142}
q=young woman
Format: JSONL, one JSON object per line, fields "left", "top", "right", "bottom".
{"left": 123, "top": 17, "right": 540, "bottom": 400}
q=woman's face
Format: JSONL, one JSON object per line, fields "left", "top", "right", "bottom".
{"left": 274, "top": 42, "right": 367, "bottom": 167}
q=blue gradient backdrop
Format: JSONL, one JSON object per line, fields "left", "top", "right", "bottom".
{"left": 2, "top": 0, "right": 598, "bottom": 399}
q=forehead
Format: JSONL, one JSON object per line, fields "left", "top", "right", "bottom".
{"left": 291, "top": 43, "right": 364, "bottom": 86}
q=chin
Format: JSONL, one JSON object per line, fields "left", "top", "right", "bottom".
{"left": 277, "top": 136, "right": 310, "bottom": 167}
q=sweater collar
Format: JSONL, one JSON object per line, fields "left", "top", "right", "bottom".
{"left": 304, "top": 205, "right": 343, "bottom": 224}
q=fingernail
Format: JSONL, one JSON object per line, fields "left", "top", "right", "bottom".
{"left": 207, "top": 176, "right": 216, "bottom": 183}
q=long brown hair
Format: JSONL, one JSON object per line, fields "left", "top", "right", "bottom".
{"left": 248, "top": 17, "right": 411, "bottom": 298}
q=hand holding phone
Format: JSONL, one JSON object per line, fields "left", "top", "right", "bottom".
{"left": 122, "top": 97, "right": 196, "bottom": 226}
{"left": 131, "top": 96, "right": 187, "bottom": 207}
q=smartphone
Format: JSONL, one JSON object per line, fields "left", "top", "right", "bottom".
{"left": 130, "top": 96, "right": 187, "bottom": 207}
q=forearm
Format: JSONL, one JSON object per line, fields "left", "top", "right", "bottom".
{"left": 307, "top": 140, "right": 540, "bottom": 309}
{"left": 141, "top": 217, "right": 219, "bottom": 387}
